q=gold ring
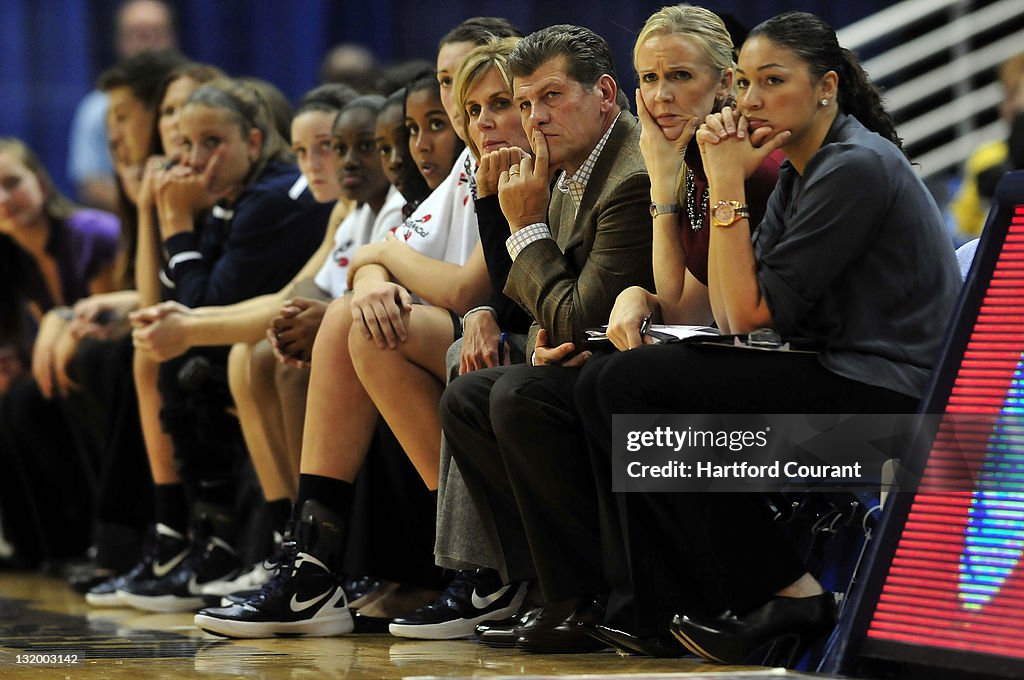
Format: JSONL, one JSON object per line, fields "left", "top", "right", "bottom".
{"left": 508, "top": 167, "right": 520, "bottom": 176}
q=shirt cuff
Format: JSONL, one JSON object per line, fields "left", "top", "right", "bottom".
{"left": 506, "top": 223, "right": 553, "bottom": 261}
{"left": 165, "top": 232, "right": 200, "bottom": 258}
{"left": 462, "top": 305, "right": 497, "bottom": 331}
{"left": 165, "top": 233, "right": 202, "bottom": 279}
{"left": 167, "top": 251, "right": 202, "bottom": 275}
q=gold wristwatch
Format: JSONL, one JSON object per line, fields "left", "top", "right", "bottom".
{"left": 711, "top": 200, "right": 750, "bottom": 227}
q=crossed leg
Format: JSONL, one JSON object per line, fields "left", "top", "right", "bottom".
{"left": 299, "top": 296, "right": 453, "bottom": 488}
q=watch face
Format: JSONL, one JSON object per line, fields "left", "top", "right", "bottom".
{"left": 714, "top": 203, "right": 735, "bottom": 224}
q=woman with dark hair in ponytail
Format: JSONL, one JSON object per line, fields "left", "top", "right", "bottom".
{"left": 574, "top": 11, "right": 961, "bottom": 666}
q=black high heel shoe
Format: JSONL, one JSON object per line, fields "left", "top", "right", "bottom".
{"left": 669, "top": 592, "right": 836, "bottom": 667}
{"left": 586, "top": 624, "right": 690, "bottom": 658}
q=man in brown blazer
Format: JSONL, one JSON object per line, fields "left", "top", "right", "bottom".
{"left": 435, "top": 24, "right": 653, "bottom": 651}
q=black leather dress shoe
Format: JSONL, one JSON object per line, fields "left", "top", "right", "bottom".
{"left": 476, "top": 607, "right": 540, "bottom": 647}
{"left": 588, "top": 624, "right": 690, "bottom": 658}
{"left": 516, "top": 598, "right": 609, "bottom": 654}
{"left": 669, "top": 592, "right": 836, "bottom": 667}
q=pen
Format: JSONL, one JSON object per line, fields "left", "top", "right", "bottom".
{"left": 639, "top": 313, "right": 653, "bottom": 338}
{"left": 499, "top": 331, "right": 508, "bottom": 359}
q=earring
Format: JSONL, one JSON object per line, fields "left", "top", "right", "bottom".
{"left": 820, "top": 98, "right": 829, "bottom": 107}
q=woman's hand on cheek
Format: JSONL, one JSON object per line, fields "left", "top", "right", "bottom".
{"left": 156, "top": 170, "right": 208, "bottom": 237}
{"left": 138, "top": 156, "right": 167, "bottom": 210}
{"left": 197, "top": 145, "right": 242, "bottom": 203}
{"left": 636, "top": 89, "right": 696, "bottom": 202}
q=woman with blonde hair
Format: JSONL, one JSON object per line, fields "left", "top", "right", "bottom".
{"left": 577, "top": 10, "right": 961, "bottom": 665}
{"left": 109, "top": 77, "right": 330, "bottom": 612}
{"left": 606, "top": 3, "right": 780, "bottom": 348}
{"left": 193, "top": 29, "right": 534, "bottom": 640}
{"left": 434, "top": 6, "right": 783, "bottom": 655}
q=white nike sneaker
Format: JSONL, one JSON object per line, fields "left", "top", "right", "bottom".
{"left": 194, "top": 548, "right": 352, "bottom": 638}
{"left": 118, "top": 534, "right": 242, "bottom": 613}
{"left": 200, "top": 556, "right": 279, "bottom": 601}
{"left": 85, "top": 523, "right": 190, "bottom": 607}
{"left": 388, "top": 569, "right": 528, "bottom": 640}
{"left": 194, "top": 500, "right": 353, "bottom": 638}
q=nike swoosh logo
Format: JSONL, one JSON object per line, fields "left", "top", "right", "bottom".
{"left": 152, "top": 547, "right": 190, "bottom": 578}
{"left": 471, "top": 584, "right": 511, "bottom": 610}
{"left": 290, "top": 588, "right": 334, "bottom": 613}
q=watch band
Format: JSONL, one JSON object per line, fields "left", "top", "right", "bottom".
{"left": 712, "top": 200, "right": 750, "bottom": 227}
{"left": 649, "top": 202, "right": 680, "bottom": 218}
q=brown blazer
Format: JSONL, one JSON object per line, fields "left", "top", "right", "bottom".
{"left": 504, "top": 112, "right": 654, "bottom": 352}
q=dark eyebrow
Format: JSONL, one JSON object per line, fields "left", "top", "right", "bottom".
{"left": 736, "top": 63, "right": 787, "bottom": 74}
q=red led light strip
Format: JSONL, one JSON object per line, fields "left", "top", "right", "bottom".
{"left": 866, "top": 207, "right": 1024, "bottom": 658}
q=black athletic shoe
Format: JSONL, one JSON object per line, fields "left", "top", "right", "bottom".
{"left": 119, "top": 534, "right": 241, "bottom": 613}
{"left": 389, "top": 569, "right": 527, "bottom": 640}
{"left": 193, "top": 499, "right": 353, "bottom": 638}
{"left": 85, "top": 523, "right": 190, "bottom": 608}
{"left": 207, "top": 588, "right": 260, "bottom": 608}
{"left": 343, "top": 574, "right": 389, "bottom": 603}
{"left": 200, "top": 531, "right": 285, "bottom": 605}
{"left": 194, "top": 541, "right": 352, "bottom": 637}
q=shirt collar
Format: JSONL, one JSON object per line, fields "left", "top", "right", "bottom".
{"left": 556, "top": 111, "right": 622, "bottom": 208}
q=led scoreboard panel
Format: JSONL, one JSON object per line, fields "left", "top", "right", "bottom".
{"left": 849, "top": 175, "right": 1024, "bottom": 678}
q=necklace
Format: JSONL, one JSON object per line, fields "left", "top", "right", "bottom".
{"left": 685, "top": 166, "right": 709, "bottom": 232}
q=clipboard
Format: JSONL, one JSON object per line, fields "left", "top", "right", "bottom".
{"left": 678, "top": 328, "right": 820, "bottom": 354}
{"left": 584, "top": 324, "right": 718, "bottom": 348}
{"left": 584, "top": 325, "right": 819, "bottom": 354}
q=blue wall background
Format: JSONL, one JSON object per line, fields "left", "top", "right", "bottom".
{"left": 0, "top": 0, "right": 892, "bottom": 198}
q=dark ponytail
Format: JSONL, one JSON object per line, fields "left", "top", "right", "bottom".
{"left": 748, "top": 12, "right": 903, "bottom": 152}
{"left": 836, "top": 47, "right": 902, "bottom": 150}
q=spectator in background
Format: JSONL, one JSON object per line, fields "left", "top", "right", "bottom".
{"left": 0, "top": 138, "right": 120, "bottom": 395}
{"left": 2, "top": 49, "right": 187, "bottom": 586}
{"left": 320, "top": 42, "right": 381, "bottom": 93}
{"left": 0, "top": 138, "right": 120, "bottom": 568}
{"left": 376, "top": 60, "right": 435, "bottom": 96}
{"left": 67, "top": 0, "right": 177, "bottom": 213}
{"left": 950, "top": 52, "right": 1024, "bottom": 242}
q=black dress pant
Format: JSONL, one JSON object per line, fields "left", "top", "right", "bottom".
{"left": 440, "top": 363, "right": 608, "bottom": 603}
{"left": 574, "top": 343, "right": 920, "bottom": 634}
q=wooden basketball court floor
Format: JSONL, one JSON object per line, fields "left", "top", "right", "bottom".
{"left": 0, "top": 571, "right": 838, "bottom": 679}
